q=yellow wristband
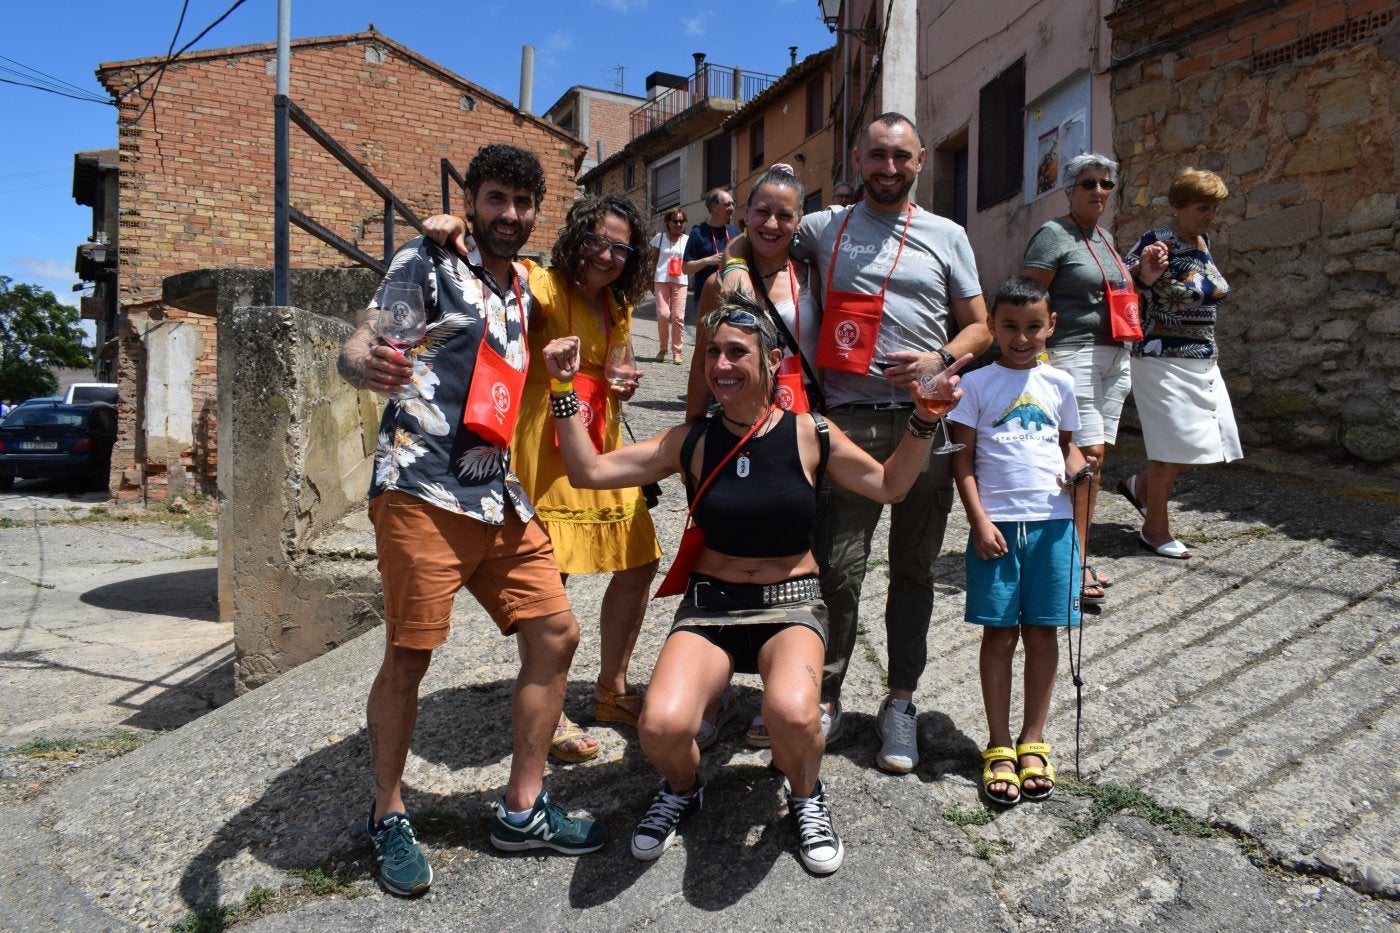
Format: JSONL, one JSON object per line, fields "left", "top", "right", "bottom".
{"left": 549, "top": 378, "right": 573, "bottom": 394}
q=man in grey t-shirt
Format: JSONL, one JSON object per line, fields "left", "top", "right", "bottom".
{"left": 729, "top": 113, "right": 991, "bottom": 774}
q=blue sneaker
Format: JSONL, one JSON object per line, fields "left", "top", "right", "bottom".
{"left": 364, "top": 806, "right": 432, "bottom": 895}
{"left": 489, "top": 790, "right": 604, "bottom": 855}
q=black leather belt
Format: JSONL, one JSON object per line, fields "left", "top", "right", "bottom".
{"left": 685, "top": 574, "right": 822, "bottom": 610}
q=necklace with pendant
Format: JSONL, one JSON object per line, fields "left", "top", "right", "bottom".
{"left": 734, "top": 411, "right": 773, "bottom": 478}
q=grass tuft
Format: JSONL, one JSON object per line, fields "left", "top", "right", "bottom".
{"left": 1062, "top": 778, "right": 1219, "bottom": 839}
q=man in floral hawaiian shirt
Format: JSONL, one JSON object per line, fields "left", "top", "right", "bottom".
{"left": 337, "top": 144, "right": 602, "bottom": 896}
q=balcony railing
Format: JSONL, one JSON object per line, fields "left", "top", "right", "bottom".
{"left": 629, "top": 63, "right": 779, "bottom": 139}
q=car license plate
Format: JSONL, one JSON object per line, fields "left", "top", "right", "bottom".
{"left": 19, "top": 441, "right": 58, "bottom": 451}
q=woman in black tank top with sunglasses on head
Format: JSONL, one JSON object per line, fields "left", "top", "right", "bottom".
{"left": 541, "top": 294, "right": 965, "bottom": 875}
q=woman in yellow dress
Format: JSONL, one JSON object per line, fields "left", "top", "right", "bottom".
{"left": 515, "top": 195, "right": 661, "bottom": 760}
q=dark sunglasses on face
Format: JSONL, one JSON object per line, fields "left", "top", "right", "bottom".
{"left": 583, "top": 231, "right": 636, "bottom": 261}
{"left": 1077, "top": 178, "right": 1116, "bottom": 191}
{"left": 667, "top": 218, "right": 685, "bottom": 225}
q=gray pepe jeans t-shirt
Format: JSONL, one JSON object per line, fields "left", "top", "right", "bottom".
{"left": 793, "top": 203, "right": 982, "bottom": 407}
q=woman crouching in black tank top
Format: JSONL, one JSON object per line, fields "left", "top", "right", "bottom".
{"left": 541, "top": 294, "right": 965, "bottom": 876}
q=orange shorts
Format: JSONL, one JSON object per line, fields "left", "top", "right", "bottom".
{"left": 369, "top": 490, "right": 572, "bottom": 649}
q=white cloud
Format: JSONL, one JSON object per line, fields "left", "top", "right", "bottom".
{"left": 11, "top": 256, "right": 80, "bottom": 308}
{"left": 683, "top": 15, "right": 704, "bottom": 35}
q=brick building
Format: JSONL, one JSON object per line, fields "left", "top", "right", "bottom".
{"left": 84, "top": 30, "right": 585, "bottom": 502}
{"left": 544, "top": 85, "right": 645, "bottom": 179}
{"left": 1107, "top": 0, "right": 1400, "bottom": 465}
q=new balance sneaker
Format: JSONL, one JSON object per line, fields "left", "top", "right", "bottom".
{"left": 490, "top": 790, "right": 605, "bottom": 855}
{"left": 820, "top": 700, "right": 844, "bottom": 744}
{"left": 787, "top": 779, "right": 844, "bottom": 874}
{"left": 364, "top": 806, "right": 432, "bottom": 896}
{"left": 630, "top": 780, "right": 703, "bottom": 861}
{"left": 874, "top": 697, "right": 919, "bottom": 774}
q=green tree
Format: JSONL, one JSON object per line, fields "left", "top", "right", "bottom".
{"left": 0, "top": 276, "right": 93, "bottom": 403}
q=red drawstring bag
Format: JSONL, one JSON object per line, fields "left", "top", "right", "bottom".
{"left": 814, "top": 204, "right": 914, "bottom": 374}
{"left": 462, "top": 279, "right": 527, "bottom": 447}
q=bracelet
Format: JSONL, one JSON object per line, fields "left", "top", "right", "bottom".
{"left": 723, "top": 258, "right": 749, "bottom": 269}
{"left": 720, "top": 264, "right": 749, "bottom": 280}
{"left": 907, "top": 415, "right": 938, "bottom": 439}
{"left": 549, "top": 390, "right": 580, "bottom": 418}
{"left": 549, "top": 378, "right": 573, "bottom": 394}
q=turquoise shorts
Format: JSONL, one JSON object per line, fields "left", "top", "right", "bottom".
{"left": 965, "top": 518, "right": 1081, "bottom": 628}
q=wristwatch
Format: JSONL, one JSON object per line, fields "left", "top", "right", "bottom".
{"left": 935, "top": 347, "right": 956, "bottom": 369}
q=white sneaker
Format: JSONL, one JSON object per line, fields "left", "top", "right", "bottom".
{"left": 788, "top": 779, "right": 844, "bottom": 874}
{"left": 874, "top": 697, "right": 919, "bottom": 774}
{"left": 819, "top": 701, "right": 843, "bottom": 744}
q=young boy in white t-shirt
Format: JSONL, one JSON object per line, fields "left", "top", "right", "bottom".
{"left": 948, "top": 276, "right": 1093, "bottom": 807}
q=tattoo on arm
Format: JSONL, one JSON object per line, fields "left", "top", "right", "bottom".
{"left": 337, "top": 309, "right": 381, "bottom": 388}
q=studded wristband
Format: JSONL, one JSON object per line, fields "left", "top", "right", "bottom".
{"left": 550, "top": 390, "right": 580, "bottom": 418}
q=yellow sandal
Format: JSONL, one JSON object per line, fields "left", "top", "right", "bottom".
{"left": 980, "top": 746, "right": 1021, "bottom": 806}
{"left": 1015, "top": 741, "right": 1056, "bottom": 801}
{"left": 549, "top": 717, "right": 599, "bottom": 763}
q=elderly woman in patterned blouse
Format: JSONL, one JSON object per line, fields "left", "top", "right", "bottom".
{"left": 1119, "top": 168, "right": 1242, "bottom": 560}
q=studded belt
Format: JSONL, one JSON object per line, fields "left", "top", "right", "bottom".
{"left": 685, "top": 574, "right": 822, "bottom": 611}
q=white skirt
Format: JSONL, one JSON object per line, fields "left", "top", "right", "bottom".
{"left": 1130, "top": 356, "right": 1243, "bottom": 465}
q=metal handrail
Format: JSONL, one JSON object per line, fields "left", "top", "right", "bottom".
{"left": 273, "top": 94, "right": 428, "bottom": 301}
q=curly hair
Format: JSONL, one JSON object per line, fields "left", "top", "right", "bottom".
{"left": 549, "top": 195, "right": 651, "bottom": 306}
{"left": 464, "top": 144, "right": 546, "bottom": 208}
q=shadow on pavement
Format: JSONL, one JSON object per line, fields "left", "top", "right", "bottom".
{"left": 80, "top": 567, "right": 218, "bottom": 622}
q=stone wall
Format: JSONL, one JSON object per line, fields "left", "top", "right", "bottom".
{"left": 218, "top": 305, "right": 382, "bottom": 692}
{"left": 1107, "top": 0, "right": 1400, "bottom": 468}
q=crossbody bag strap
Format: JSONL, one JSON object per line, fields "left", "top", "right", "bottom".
{"left": 810, "top": 412, "right": 830, "bottom": 489}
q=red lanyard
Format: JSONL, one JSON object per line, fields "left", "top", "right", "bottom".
{"left": 826, "top": 203, "right": 914, "bottom": 299}
{"left": 1072, "top": 220, "right": 1130, "bottom": 292}
{"left": 706, "top": 225, "right": 728, "bottom": 256}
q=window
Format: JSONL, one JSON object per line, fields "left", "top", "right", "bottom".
{"left": 976, "top": 57, "right": 1025, "bottom": 211}
{"left": 623, "top": 161, "right": 636, "bottom": 190}
{"left": 803, "top": 191, "right": 824, "bottom": 214}
{"left": 704, "top": 134, "right": 731, "bottom": 191}
{"left": 555, "top": 107, "right": 575, "bottom": 135}
{"left": 749, "top": 118, "right": 765, "bottom": 170}
{"left": 652, "top": 159, "right": 681, "bottom": 211}
{"left": 805, "top": 76, "right": 824, "bottom": 136}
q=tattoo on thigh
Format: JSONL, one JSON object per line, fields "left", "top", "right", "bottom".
{"left": 806, "top": 664, "right": 817, "bottom": 688}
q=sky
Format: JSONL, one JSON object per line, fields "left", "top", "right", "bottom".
{"left": 2, "top": 0, "right": 836, "bottom": 313}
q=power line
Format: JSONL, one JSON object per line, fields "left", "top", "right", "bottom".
{"left": 0, "top": 76, "right": 111, "bottom": 105}
{"left": 0, "top": 55, "right": 109, "bottom": 102}
{"left": 120, "top": 0, "right": 252, "bottom": 126}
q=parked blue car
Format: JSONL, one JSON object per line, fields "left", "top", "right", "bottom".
{"left": 0, "top": 401, "right": 117, "bottom": 491}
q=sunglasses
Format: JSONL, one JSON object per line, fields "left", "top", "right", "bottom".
{"left": 667, "top": 218, "right": 685, "bottom": 225}
{"left": 1076, "top": 178, "right": 1116, "bottom": 191}
{"left": 583, "top": 231, "right": 636, "bottom": 262}
{"left": 716, "top": 309, "right": 766, "bottom": 329}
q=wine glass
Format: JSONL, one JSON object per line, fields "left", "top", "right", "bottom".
{"left": 874, "top": 318, "right": 907, "bottom": 373}
{"left": 914, "top": 360, "right": 965, "bottom": 454}
{"left": 604, "top": 334, "right": 642, "bottom": 421}
{"left": 376, "top": 283, "right": 427, "bottom": 352}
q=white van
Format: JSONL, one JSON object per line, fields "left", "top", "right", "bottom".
{"left": 64, "top": 383, "right": 119, "bottom": 405}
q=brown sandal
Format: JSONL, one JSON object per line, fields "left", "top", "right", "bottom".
{"left": 593, "top": 684, "right": 643, "bottom": 728}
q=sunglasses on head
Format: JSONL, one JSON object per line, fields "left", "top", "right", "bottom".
{"left": 717, "top": 309, "right": 761, "bottom": 328}
{"left": 1076, "top": 178, "right": 1115, "bottom": 191}
{"left": 582, "top": 231, "right": 636, "bottom": 261}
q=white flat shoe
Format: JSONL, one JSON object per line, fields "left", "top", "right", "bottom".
{"left": 1138, "top": 529, "right": 1191, "bottom": 559}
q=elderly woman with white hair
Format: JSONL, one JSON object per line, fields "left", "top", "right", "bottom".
{"left": 1020, "top": 152, "right": 1133, "bottom": 605}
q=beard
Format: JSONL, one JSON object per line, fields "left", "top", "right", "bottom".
{"left": 863, "top": 173, "right": 915, "bottom": 206}
{"left": 469, "top": 212, "right": 533, "bottom": 260}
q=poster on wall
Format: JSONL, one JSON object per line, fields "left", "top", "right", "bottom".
{"left": 1024, "top": 71, "right": 1092, "bottom": 203}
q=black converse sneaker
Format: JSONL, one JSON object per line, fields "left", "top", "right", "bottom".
{"left": 787, "top": 779, "right": 844, "bottom": 874}
{"left": 630, "top": 780, "right": 703, "bottom": 861}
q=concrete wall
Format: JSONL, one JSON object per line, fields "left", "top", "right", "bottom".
{"left": 916, "top": 0, "right": 1117, "bottom": 288}
{"left": 218, "top": 304, "right": 382, "bottom": 692}
{"left": 1108, "top": 0, "right": 1400, "bottom": 467}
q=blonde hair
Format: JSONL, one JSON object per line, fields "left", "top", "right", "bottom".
{"left": 1168, "top": 168, "right": 1228, "bottom": 208}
